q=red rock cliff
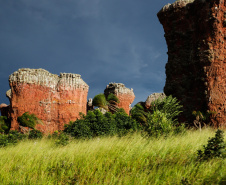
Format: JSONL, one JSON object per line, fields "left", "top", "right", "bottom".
{"left": 158, "top": 0, "right": 226, "bottom": 127}
{"left": 7, "top": 68, "right": 89, "bottom": 133}
{"left": 104, "top": 83, "right": 135, "bottom": 114}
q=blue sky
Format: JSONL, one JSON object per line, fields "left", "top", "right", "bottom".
{"left": 0, "top": 0, "right": 176, "bottom": 106}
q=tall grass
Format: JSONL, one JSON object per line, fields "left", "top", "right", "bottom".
{"left": 0, "top": 128, "right": 225, "bottom": 184}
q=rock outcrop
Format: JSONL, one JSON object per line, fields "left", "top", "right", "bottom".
{"left": 0, "top": 103, "right": 9, "bottom": 117}
{"left": 104, "top": 83, "right": 135, "bottom": 114}
{"left": 6, "top": 68, "right": 89, "bottom": 133}
{"left": 158, "top": 0, "right": 226, "bottom": 127}
{"left": 145, "top": 93, "right": 166, "bottom": 108}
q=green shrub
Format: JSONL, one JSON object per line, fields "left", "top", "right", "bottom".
{"left": 0, "top": 134, "right": 8, "bottom": 147}
{"left": 145, "top": 110, "right": 173, "bottom": 137}
{"left": 64, "top": 110, "right": 140, "bottom": 139}
{"left": 197, "top": 129, "right": 226, "bottom": 160}
{"left": 150, "top": 95, "right": 182, "bottom": 122}
{"left": 0, "top": 130, "right": 27, "bottom": 147}
{"left": 0, "top": 116, "right": 10, "bottom": 133}
{"left": 107, "top": 93, "right": 119, "bottom": 103}
{"left": 131, "top": 96, "right": 184, "bottom": 137}
{"left": 28, "top": 129, "right": 43, "bottom": 139}
{"left": 17, "top": 112, "right": 42, "bottom": 129}
{"left": 113, "top": 111, "right": 141, "bottom": 135}
{"left": 130, "top": 104, "right": 148, "bottom": 126}
{"left": 8, "top": 130, "right": 27, "bottom": 143}
{"left": 92, "top": 94, "right": 108, "bottom": 110}
{"left": 55, "top": 133, "right": 69, "bottom": 146}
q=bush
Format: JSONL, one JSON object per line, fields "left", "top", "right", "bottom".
{"left": 55, "top": 133, "right": 69, "bottom": 146}
{"left": 8, "top": 130, "right": 27, "bottom": 143}
{"left": 131, "top": 104, "right": 148, "bottom": 126}
{"left": 0, "top": 130, "right": 27, "bottom": 147}
{"left": 197, "top": 129, "right": 226, "bottom": 160}
{"left": 145, "top": 110, "right": 173, "bottom": 137}
{"left": 48, "top": 130, "right": 60, "bottom": 139}
{"left": 150, "top": 95, "right": 182, "bottom": 122}
{"left": 0, "top": 134, "right": 8, "bottom": 147}
{"left": 92, "top": 94, "right": 108, "bottom": 110}
{"left": 113, "top": 111, "right": 141, "bottom": 136}
{"left": 64, "top": 110, "right": 140, "bottom": 139}
{"left": 17, "top": 112, "right": 42, "bottom": 129}
{"left": 28, "top": 129, "right": 43, "bottom": 139}
{"left": 131, "top": 96, "right": 184, "bottom": 137}
{"left": 107, "top": 93, "right": 119, "bottom": 103}
{"left": 0, "top": 116, "right": 10, "bottom": 133}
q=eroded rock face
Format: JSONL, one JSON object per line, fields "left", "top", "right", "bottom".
{"left": 104, "top": 83, "right": 135, "bottom": 114}
{"left": 7, "top": 68, "right": 89, "bottom": 133}
{"left": 158, "top": 0, "right": 226, "bottom": 127}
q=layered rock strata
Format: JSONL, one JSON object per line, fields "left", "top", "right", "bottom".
{"left": 158, "top": 0, "right": 226, "bottom": 127}
{"left": 7, "top": 68, "right": 89, "bottom": 133}
{"left": 104, "top": 83, "right": 135, "bottom": 114}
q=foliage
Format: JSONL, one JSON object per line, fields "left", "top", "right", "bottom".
{"left": 113, "top": 111, "right": 141, "bottom": 136}
{"left": 0, "top": 130, "right": 27, "bottom": 147}
{"left": 55, "top": 133, "right": 69, "bottom": 146}
{"left": 131, "top": 104, "right": 148, "bottom": 125}
{"left": 106, "top": 93, "right": 119, "bottom": 104}
{"left": 0, "top": 134, "right": 8, "bottom": 147}
{"left": 197, "top": 129, "right": 226, "bottom": 160}
{"left": 192, "top": 110, "right": 216, "bottom": 129}
{"left": 92, "top": 94, "right": 108, "bottom": 110}
{"left": 28, "top": 129, "right": 43, "bottom": 139}
{"left": 131, "top": 96, "right": 184, "bottom": 137}
{"left": 150, "top": 95, "right": 182, "bottom": 122}
{"left": 145, "top": 110, "right": 173, "bottom": 137}
{"left": 93, "top": 93, "right": 121, "bottom": 113}
{"left": 0, "top": 116, "right": 10, "bottom": 133}
{"left": 64, "top": 109, "right": 140, "bottom": 138}
{"left": 17, "top": 112, "right": 42, "bottom": 129}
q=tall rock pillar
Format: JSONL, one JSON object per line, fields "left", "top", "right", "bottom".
{"left": 158, "top": 0, "right": 226, "bottom": 127}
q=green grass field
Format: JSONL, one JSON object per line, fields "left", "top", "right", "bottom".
{"left": 0, "top": 128, "right": 225, "bottom": 184}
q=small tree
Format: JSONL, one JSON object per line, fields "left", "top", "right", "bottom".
{"left": 92, "top": 94, "right": 108, "bottom": 110}
{"left": 197, "top": 129, "right": 226, "bottom": 160}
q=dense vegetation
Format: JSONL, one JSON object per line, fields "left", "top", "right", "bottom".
{"left": 64, "top": 95, "right": 185, "bottom": 139}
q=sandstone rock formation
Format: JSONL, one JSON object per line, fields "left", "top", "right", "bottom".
{"left": 158, "top": 0, "right": 226, "bottom": 127}
{"left": 104, "top": 83, "right": 135, "bottom": 114}
{"left": 6, "top": 68, "right": 89, "bottom": 133}
{"left": 145, "top": 93, "right": 166, "bottom": 108}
